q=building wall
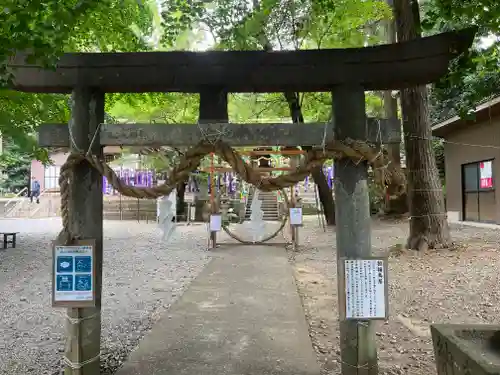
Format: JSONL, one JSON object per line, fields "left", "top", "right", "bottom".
{"left": 30, "top": 152, "right": 69, "bottom": 190}
{"left": 443, "top": 117, "right": 500, "bottom": 223}
{"left": 30, "top": 147, "right": 122, "bottom": 190}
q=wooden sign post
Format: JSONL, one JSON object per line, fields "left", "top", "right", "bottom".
{"left": 289, "top": 206, "right": 303, "bottom": 251}
{"left": 199, "top": 88, "right": 228, "bottom": 249}
{"left": 209, "top": 213, "right": 222, "bottom": 249}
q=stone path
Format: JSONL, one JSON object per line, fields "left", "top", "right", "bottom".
{"left": 116, "top": 245, "right": 320, "bottom": 375}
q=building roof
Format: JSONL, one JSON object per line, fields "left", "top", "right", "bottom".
{"left": 432, "top": 95, "right": 500, "bottom": 137}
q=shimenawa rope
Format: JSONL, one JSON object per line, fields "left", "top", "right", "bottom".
{"left": 56, "top": 138, "right": 405, "bottom": 243}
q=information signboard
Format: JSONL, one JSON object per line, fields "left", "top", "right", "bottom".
{"left": 209, "top": 214, "right": 222, "bottom": 231}
{"left": 289, "top": 207, "right": 303, "bottom": 226}
{"left": 338, "top": 257, "right": 388, "bottom": 320}
{"left": 52, "top": 240, "right": 96, "bottom": 308}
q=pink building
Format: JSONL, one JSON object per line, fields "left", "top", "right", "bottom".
{"left": 30, "top": 146, "right": 122, "bottom": 191}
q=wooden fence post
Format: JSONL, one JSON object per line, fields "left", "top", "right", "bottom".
{"left": 199, "top": 88, "right": 228, "bottom": 248}
{"left": 65, "top": 88, "right": 104, "bottom": 375}
{"left": 332, "top": 85, "right": 378, "bottom": 375}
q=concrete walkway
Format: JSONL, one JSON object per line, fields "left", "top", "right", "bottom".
{"left": 116, "top": 245, "right": 320, "bottom": 375}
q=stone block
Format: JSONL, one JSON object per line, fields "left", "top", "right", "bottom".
{"left": 431, "top": 324, "right": 500, "bottom": 375}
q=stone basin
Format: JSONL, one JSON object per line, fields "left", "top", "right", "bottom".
{"left": 431, "top": 324, "right": 500, "bottom": 375}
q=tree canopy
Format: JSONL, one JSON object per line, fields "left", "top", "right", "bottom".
{"left": 423, "top": 0, "right": 500, "bottom": 122}
{"left": 1, "top": 0, "right": 157, "bottom": 161}
{"left": 0, "top": 0, "right": 496, "bottom": 158}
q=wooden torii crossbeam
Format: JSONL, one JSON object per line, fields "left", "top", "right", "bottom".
{"left": 38, "top": 119, "right": 401, "bottom": 148}
{"left": 10, "top": 29, "right": 474, "bottom": 93}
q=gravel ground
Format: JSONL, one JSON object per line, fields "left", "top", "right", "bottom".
{"left": 290, "top": 218, "right": 500, "bottom": 375}
{"left": 3, "top": 216, "right": 500, "bottom": 375}
{"left": 0, "top": 218, "right": 211, "bottom": 375}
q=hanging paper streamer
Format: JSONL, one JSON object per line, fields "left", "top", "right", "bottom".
{"left": 147, "top": 171, "right": 152, "bottom": 187}
{"left": 124, "top": 169, "right": 130, "bottom": 186}
{"left": 230, "top": 174, "right": 237, "bottom": 194}
{"left": 130, "top": 169, "right": 136, "bottom": 186}
{"left": 158, "top": 189, "right": 177, "bottom": 243}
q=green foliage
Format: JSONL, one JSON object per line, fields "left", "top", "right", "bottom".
{"left": 432, "top": 138, "right": 445, "bottom": 182}
{"left": 423, "top": 0, "right": 500, "bottom": 122}
{"left": 0, "top": 138, "right": 31, "bottom": 192}
{"left": 0, "top": 0, "right": 162, "bottom": 158}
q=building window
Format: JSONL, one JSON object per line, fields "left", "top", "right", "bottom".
{"left": 462, "top": 160, "right": 495, "bottom": 223}
{"left": 44, "top": 165, "right": 61, "bottom": 191}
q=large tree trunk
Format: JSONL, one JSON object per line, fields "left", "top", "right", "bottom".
{"left": 394, "top": 0, "right": 451, "bottom": 250}
{"left": 383, "top": 1, "right": 408, "bottom": 214}
{"left": 284, "top": 91, "right": 336, "bottom": 225}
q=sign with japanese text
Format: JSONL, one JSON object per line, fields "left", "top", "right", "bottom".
{"left": 480, "top": 161, "right": 493, "bottom": 189}
{"left": 209, "top": 214, "right": 222, "bottom": 232}
{"left": 52, "top": 240, "right": 96, "bottom": 308}
{"left": 289, "top": 207, "right": 303, "bottom": 226}
{"left": 339, "top": 257, "right": 388, "bottom": 320}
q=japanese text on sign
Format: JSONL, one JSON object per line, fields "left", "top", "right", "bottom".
{"left": 289, "top": 207, "right": 303, "bottom": 226}
{"left": 344, "top": 259, "right": 387, "bottom": 319}
{"left": 480, "top": 161, "right": 493, "bottom": 189}
{"left": 54, "top": 245, "right": 94, "bottom": 303}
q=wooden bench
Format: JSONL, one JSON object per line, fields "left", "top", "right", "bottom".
{"left": 0, "top": 232, "right": 18, "bottom": 249}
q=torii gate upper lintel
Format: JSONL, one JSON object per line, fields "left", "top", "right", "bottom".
{"left": 9, "top": 28, "right": 475, "bottom": 94}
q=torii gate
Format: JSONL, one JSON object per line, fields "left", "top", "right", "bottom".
{"left": 8, "top": 27, "right": 474, "bottom": 375}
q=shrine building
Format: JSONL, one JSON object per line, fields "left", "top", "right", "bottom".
{"left": 432, "top": 96, "right": 500, "bottom": 224}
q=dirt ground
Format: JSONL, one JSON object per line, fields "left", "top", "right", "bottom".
{"left": 289, "top": 218, "right": 500, "bottom": 375}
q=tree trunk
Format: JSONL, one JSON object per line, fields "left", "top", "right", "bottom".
{"left": 311, "top": 167, "right": 336, "bottom": 224}
{"left": 284, "top": 91, "right": 336, "bottom": 225}
{"left": 394, "top": 0, "right": 451, "bottom": 250}
{"left": 176, "top": 180, "right": 187, "bottom": 221}
{"left": 251, "top": 0, "right": 336, "bottom": 226}
{"left": 382, "top": 0, "right": 409, "bottom": 215}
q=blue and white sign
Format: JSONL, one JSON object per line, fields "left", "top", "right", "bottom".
{"left": 53, "top": 245, "right": 94, "bottom": 303}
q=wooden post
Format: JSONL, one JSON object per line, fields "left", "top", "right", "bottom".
{"left": 64, "top": 88, "right": 104, "bottom": 374}
{"left": 289, "top": 155, "right": 301, "bottom": 248}
{"left": 332, "top": 86, "right": 378, "bottom": 375}
{"left": 199, "top": 88, "right": 228, "bottom": 248}
{"left": 209, "top": 152, "right": 216, "bottom": 247}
